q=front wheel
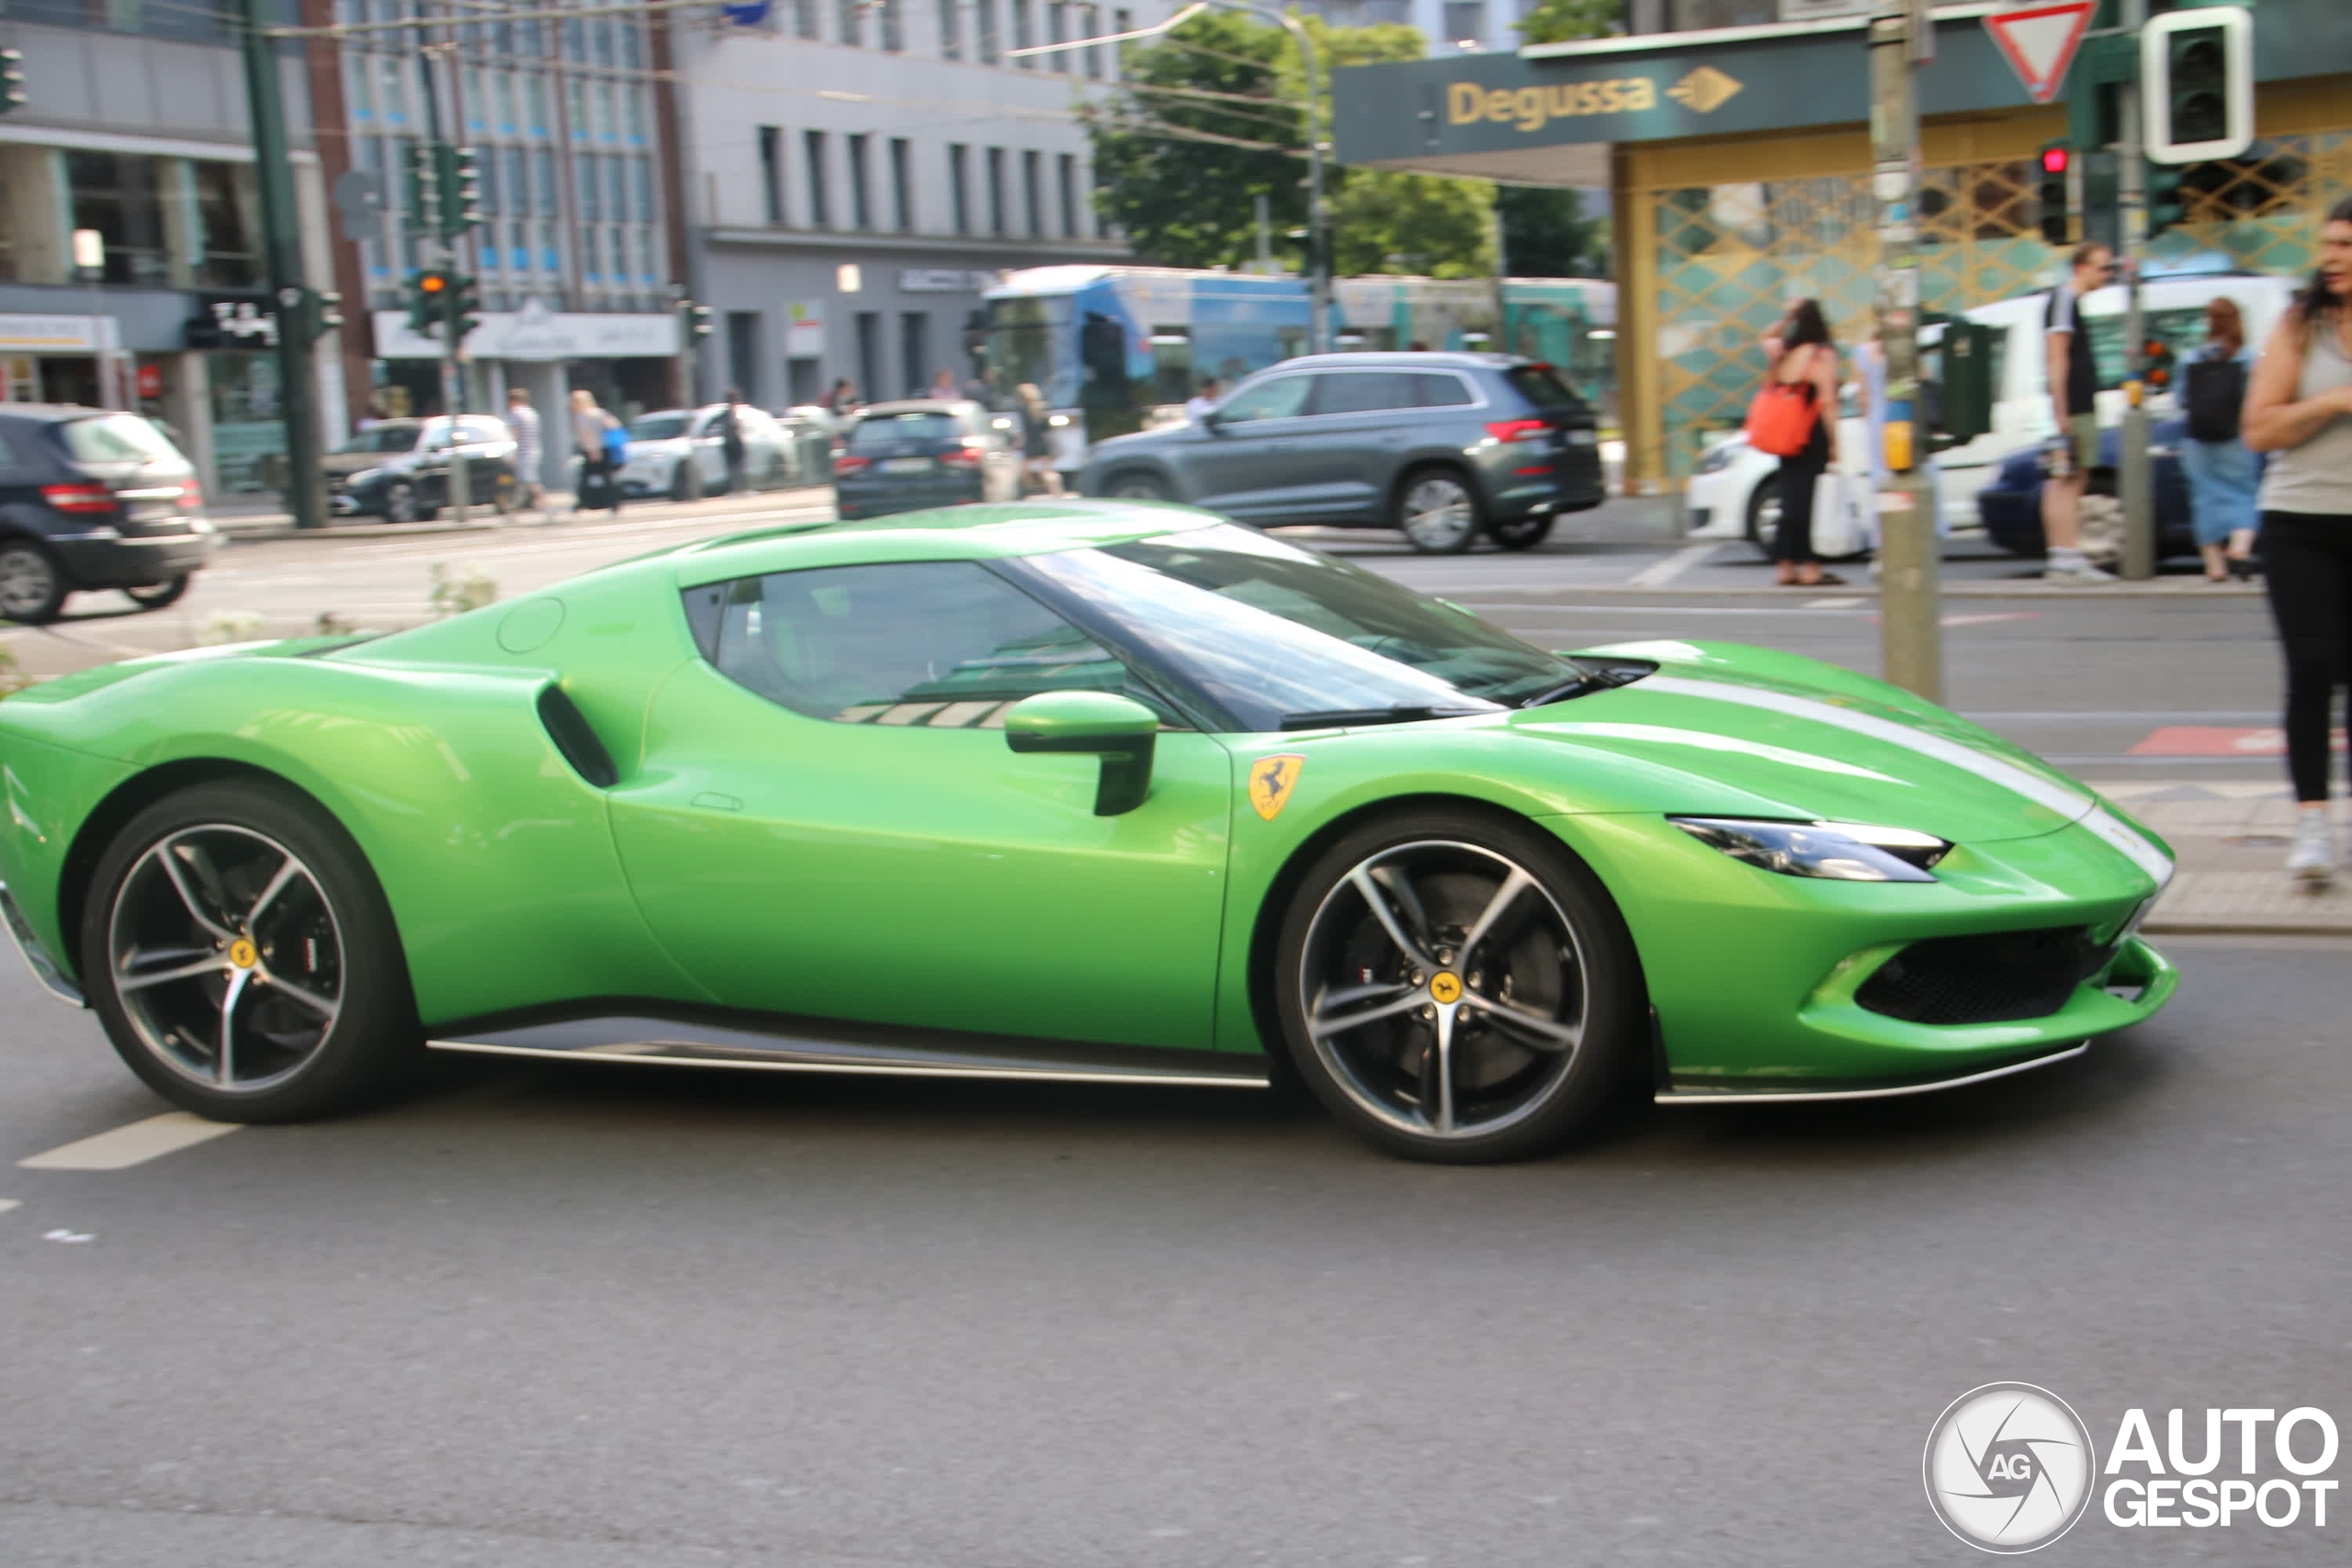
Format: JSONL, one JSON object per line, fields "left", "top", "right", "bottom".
{"left": 1744, "top": 482, "right": 1781, "bottom": 561}
{"left": 1272, "top": 810, "right": 1645, "bottom": 1163}
{"left": 1488, "top": 513, "right": 1555, "bottom": 551}
{"left": 381, "top": 480, "right": 421, "bottom": 525}
{"left": 1106, "top": 472, "right": 1170, "bottom": 502}
{"left": 125, "top": 576, "right": 190, "bottom": 610}
{"left": 80, "top": 780, "right": 421, "bottom": 1122}
{"left": 0, "top": 540, "right": 69, "bottom": 623}
{"left": 1396, "top": 469, "right": 1482, "bottom": 554}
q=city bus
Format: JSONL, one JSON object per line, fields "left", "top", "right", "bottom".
{"left": 978, "top": 265, "right": 1615, "bottom": 452}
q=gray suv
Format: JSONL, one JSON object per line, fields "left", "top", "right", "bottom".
{"left": 1075, "top": 353, "right": 1604, "bottom": 553}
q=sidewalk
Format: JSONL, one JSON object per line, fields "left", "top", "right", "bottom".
{"left": 2096, "top": 782, "right": 2352, "bottom": 936}
{"left": 204, "top": 486, "right": 834, "bottom": 540}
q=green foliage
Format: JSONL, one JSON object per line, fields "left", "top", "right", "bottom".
{"left": 1515, "top": 0, "right": 1622, "bottom": 46}
{"left": 1086, "top": 12, "right": 1493, "bottom": 277}
{"left": 427, "top": 563, "right": 499, "bottom": 617}
{"left": 1497, "top": 185, "right": 1609, "bottom": 277}
{"left": 0, "top": 644, "right": 33, "bottom": 697}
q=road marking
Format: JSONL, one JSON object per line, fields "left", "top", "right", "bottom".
{"left": 17, "top": 1112, "right": 242, "bottom": 1171}
{"left": 2131, "top": 727, "right": 2348, "bottom": 758}
{"left": 1623, "top": 544, "right": 1720, "bottom": 589}
{"left": 1938, "top": 611, "right": 2041, "bottom": 626}
{"left": 1805, "top": 596, "right": 1866, "bottom": 609}
{"left": 0, "top": 1198, "right": 19, "bottom": 1213}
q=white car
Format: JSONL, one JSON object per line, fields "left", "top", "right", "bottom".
{"left": 1683, "top": 400, "right": 1887, "bottom": 560}
{"left": 619, "top": 404, "right": 797, "bottom": 500}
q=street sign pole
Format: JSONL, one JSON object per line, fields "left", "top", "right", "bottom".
{"left": 415, "top": 28, "right": 469, "bottom": 525}
{"left": 2118, "top": 0, "right": 2154, "bottom": 580}
{"left": 1872, "top": 0, "right": 1939, "bottom": 703}
{"left": 236, "top": 0, "right": 326, "bottom": 530}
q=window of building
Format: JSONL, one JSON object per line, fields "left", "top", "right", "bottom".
{"left": 855, "top": 311, "right": 883, "bottom": 412}
{"left": 758, "top": 126, "right": 785, "bottom": 224}
{"left": 1023, "top": 150, "right": 1043, "bottom": 238}
{"left": 1012, "top": 0, "right": 1033, "bottom": 64}
{"left": 949, "top": 143, "right": 971, "bottom": 235}
{"left": 633, "top": 159, "right": 654, "bottom": 223}
{"left": 805, "top": 130, "right": 831, "bottom": 227}
{"left": 728, "top": 311, "right": 762, "bottom": 404}
{"left": 837, "top": 0, "right": 862, "bottom": 45}
{"left": 878, "top": 0, "right": 903, "bottom": 51}
{"left": 1112, "top": 7, "right": 1132, "bottom": 73}
{"left": 1440, "top": 0, "right": 1484, "bottom": 46}
{"left": 1046, "top": 1, "right": 1066, "bottom": 71}
{"left": 64, "top": 151, "right": 170, "bottom": 287}
{"left": 533, "top": 148, "right": 558, "bottom": 215}
{"left": 1057, "top": 152, "right": 1078, "bottom": 238}
{"left": 986, "top": 146, "right": 1006, "bottom": 236}
{"left": 847, "top": 134, "right": 872, "bottom": 230}
{"left": 575, "top": 153, "right": 601, "bottom": 220}
{"left": 938, "top": 0, "right": 961, "bottom": 59}
{"left": 899, "top": 312, "right": 930, "bottom": 401}
{"left": 1081, "top": 5, "right": 1103, "bottom": 77}
{"left": 188, "top": 161, "right": 260, "bottom": 288}
{"left": 793, "top": 0, "right": 819, "bottom": 39}
{"left": 889, "top": 138, "right": 913, "bottom": 231}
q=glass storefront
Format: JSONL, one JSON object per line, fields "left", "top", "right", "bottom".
{"left": 207, "top": 351, "right": 286, "bottom": 496}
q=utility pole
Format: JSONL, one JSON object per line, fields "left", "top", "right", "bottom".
{"left": 236, "top": 0, "right": 326, "bottom": 530}
{"left": 414, "top": 30, "right": 470, "bottom": 524}
{"left": 1871, "top": 0, "right": 1939, "bottom": 702}
{"left": 2116, "top": 0, "right": 2154, "bottom": 580}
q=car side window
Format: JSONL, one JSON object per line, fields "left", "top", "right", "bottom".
{"left": 460, "top": 417, "right": 506, "bottom": 445}
{"left": 687, "top": 561, "right": 1177, "bottom": 728}
{"left": 1408, "top": 373, "right": 1476, "bottom": 408}
{"left": 1215, "top": 376, "right": 1311, "bottom": 423}
{"left": 1309, "top": 372, "right": 1416, "bottom": 417}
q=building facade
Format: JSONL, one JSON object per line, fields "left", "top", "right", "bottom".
{"left": 1, "top": 2, "right": 338, "bottom": 499}
{"left": 673, "top": 0, "right": 1181, "bottom": 412}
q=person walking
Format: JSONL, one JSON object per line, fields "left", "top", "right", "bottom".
{"left": 2041, "top": 242, "right": 2121, "bottom": 582}
{"left": 1016, "top": 382, "right": 1062, "bottom": 495}
{"left": 1758, "top": 299, "right": 1842, "bottom": 587}
{"left": 2182, "top": 297, "right": 2261, "bottom": 582}
{"left": 825, "top": 378, "right": 858, "bottom": 417}
{"left": 2243, "top": 194, "right": 2352, "bottom": 886}
{"left": 1183, "top": 378, "right": 1221, "bottom": 423}
{"left": 929, "top": 367, "right": 959, "bottom": 400}
{"left": 716, "top": 387, "right": 748, "bottom": 496}
{"left": 569, "top": 388, "right": 622, "bottom": 516}
{"left": 502, "top": 386, "right": 543, "bottom": 519}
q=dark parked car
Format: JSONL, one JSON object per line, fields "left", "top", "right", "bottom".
{"left": 1978, "top": 417, "right": 2199, "bottom": 561}
{"left": 1076, "top": 352, "right": 1605, "bottom": 554}
{"left": 832, "top": 400, "right": 1020, "bottom": 520}
{"left": 324, "top": 415, "right": 518, "bottom": 523}
{"left": 0, "top": 404, "right": 217, "bottom": 623}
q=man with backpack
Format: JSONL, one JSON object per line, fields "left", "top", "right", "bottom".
{"left": 2041, "top": 243, "right": 2120, "bottom": 581}
{"left": 2182, "top": 296, "right": 2261, "bottom": 581}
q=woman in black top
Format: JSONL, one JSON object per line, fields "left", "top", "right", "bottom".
{"left": 1761, "top": 299, "right": 1843, "bottom": 587}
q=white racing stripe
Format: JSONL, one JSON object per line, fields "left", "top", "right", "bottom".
{"left": 17, "top": 1112, "right": 242, "bottom": 1171}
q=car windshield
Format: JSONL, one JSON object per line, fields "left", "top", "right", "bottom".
{"left": 61, "top": 412, "right": 187, "bottom": 465}
{"left": 629, "top": 413, "right": 690, "bottom": 441}
{"left": 851, "top": 412, "right": 961, "bottom": 448}
{"left": 1016, "top": 524, "right": 1581, "bottom": 732}
{"left": 335, "top": 423, "right": 421, "bottom": 454}
{"left": 1503, "top": 364, "right": 1587, "bottom": 412}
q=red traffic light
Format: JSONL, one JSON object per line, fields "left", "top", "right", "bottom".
{"left": 2040, "top": 146, "right": 2070, "bottom": 175}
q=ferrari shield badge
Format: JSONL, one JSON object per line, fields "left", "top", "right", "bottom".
{"left": 1249, "top": 754, "right": 1306, "bottom": 821}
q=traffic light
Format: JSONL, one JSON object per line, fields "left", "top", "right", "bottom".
{"left": 2143, "top": 6, "right": 2252, "bottom": 164}
{"left": 2037, "top": 144, "right": 2072, "bottom": 246}
{"left": 2146, "top": 162, "right": 2189, "bottom": 239}
{"left": 301, "top": 288, "right": 345, "bottom": 343}
{"left": 0, "top": 48, "right": 26, "bottom": 115}
{"left": 2142, "top": 335, "right": 2177, "bottom": 393}
{"left": 683, "top": 302, "right": 714, "bottom": 342}
{"left": 446, "top": 273, "right": 481, "bottom": 341}
{"left": 406, "top": 269, "right": 447, "bottom": 336}
{"left": 434, "top": 144, "right": 484, "bottom": 237}
{"left": 403, "top": 142, "right": 441, "bottom": 236}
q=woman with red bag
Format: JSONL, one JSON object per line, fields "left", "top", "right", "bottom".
{"left": 1752, "top": 299, "right": 1844, "bottom": 586}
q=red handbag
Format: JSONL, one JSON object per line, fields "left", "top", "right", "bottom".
{"left": 1743, "top": 345, "right": 1824, "bottom": 457}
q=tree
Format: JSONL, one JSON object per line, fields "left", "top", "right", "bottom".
{"left": 1515, "top": 0, "right": 1622, "bottom": 46}
{"left": 1497, "top": 185, "right": 1606, "bottom": 277}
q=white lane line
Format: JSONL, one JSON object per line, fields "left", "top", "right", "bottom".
{"left": 0, "top": 1198, "right": 19, "bottom": 1213}
{"left": 1806, "top": 596, "right": 1866, "bottom": 610}
{"left": 1623, "top": 543, "right": 1720, "bottom": 589}
{"left": 17, "top": 1112, "right": 242, "bottom": 1171}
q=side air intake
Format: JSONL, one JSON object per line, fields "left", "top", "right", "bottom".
{"left": 537, "top": 684, "right": 618, "bottom": 787}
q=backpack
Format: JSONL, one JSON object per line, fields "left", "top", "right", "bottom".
{"left": 2183, "top": 350, "right": 2246, "bottom": 443}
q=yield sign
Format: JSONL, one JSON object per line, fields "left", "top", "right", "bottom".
{"left": 1984, "top": 1, "right": 2098, "bottom": 105}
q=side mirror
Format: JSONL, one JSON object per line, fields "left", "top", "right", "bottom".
{"left": 1003, "top": 690, "right": 1159, "bottom": 816}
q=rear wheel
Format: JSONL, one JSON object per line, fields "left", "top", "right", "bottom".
{"left": 381, "top": 480, "right": 421, "bottom": 525}
{"left": 1396, "top": 468, "right": 1482, "bottom": 555}
{"left": 80, "top": 780, "right": 421, "bottom": 1122}
{"left": 0, "top": 539, "right": 68, "bottom": 623}
{"left": 1488, "top": 513, "right": 1555, "bottom": 551}
{"left": 1744, "top": 481, "right": 1781, "bottom": 561}
{"left": 1272, "top": 810, "right": 1644, "bottom": 1163}
{"left": 125, "top": 576, "right": 190, "bottom": 611}
{"left": 1107, "top": 471, "right": 1170, "bottom": 502}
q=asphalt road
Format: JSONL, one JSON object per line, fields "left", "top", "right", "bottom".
{"left": 4, "top": 494, "right": 2340, "bottom": 1564}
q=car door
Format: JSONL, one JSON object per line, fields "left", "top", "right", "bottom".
{"left": 605, "top": 558, "right": 1236, "bottom": 1051}
{"left": 1182, "top": 371, "right": 1316, "bottom": 520}
{"left": 411, "top": 418, "right": 456, "bottom": 506}
{"left": 458, "top": 416, "right": 510, "bottom": 497}
{"left": 1270, "top": 369, "right": 1420, "bottom": 522}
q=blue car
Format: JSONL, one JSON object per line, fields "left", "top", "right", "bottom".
{"left": 1976, "top": 417, "right": 2198, "bottom": 559}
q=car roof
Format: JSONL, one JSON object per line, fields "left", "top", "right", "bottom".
{"left": 626, "top": 500, "right": 1218, "bottom": 584}
{"left": 854, "top": 399, "right": 979, "bottom": 415}
{"left": 0, "top": 402, "right": 132, "bottom": 423}
{"left": 1256, "top": 352, "right": 1533, "bottom": 372}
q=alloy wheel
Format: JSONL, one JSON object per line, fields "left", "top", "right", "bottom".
{"left": 1110, "top": 475, "right": 1169, "bottom": 502}
{"left": 382, "top": 481, "right": 419, "bottom": 525}
{"left": 1399, "top": 475, "right": 1476, "bottom": 553}
{"left": 0, "top": 544, "right": 63, "bottom": 620}
{"left": 105, "top": 824, "right": 346, "bottom": 1093}
{"left": 1296, "top": 839, "right": 1586, "bottom": 1142}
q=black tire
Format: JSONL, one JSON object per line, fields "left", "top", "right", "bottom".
{"left": 1106, "top": 471, "right": 1170, "bottom": 502}
{"left": 1272, "top": 808, "right": 1645, "bottom": 1164}
{"left": 381, "top": 480, "right": 421, "bottom": 525}
{"left": 0, "top": 538, "right": 69, "bottom": 623}
{"left": 124, "top": 576, "right": 191, "bottom": 611}
{"left": 669, "top": 461, "right": 696, "bottom": 502}
{"left": 79, "top": 779, "right": 421, "bottom": 1123}
{"left": 1488, "top": 513, "right": 1555, "bottom": 551}
{"left": 1744, "top": 480, "right": 1780, "bottom": 562}
{"left": 1394, "top": 467, "right": 1484, "bottom": 555}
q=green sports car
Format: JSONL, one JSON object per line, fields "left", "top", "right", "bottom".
{"left": 0, "top": 503, "right": 2177, "bottom": 1163}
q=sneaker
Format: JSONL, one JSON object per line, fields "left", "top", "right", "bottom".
{"left": 2043, "top": 560, "right": 2118, "bottom": 583}
{"left": 2287, "top": 814, "right": 2336, "bottom": 887}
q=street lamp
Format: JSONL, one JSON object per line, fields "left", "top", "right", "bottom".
{"left": 1009, "top": 0, "right": 1331, "bottom": 353}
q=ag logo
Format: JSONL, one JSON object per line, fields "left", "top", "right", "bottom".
{"left": 1924, "top": 1383, "right": 2097, "bottom": 1553}
{"left": 1248, "top": 754, "right": 1305, "bottom": 821}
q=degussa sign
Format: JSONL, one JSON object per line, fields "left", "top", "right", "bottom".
{"left": 1444, "top": 66, "right": 1745, "bottom": 132}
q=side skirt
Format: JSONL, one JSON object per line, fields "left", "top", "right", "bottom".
{"left": 427, "top": 1005, "right": 1272, "bottom": 1090}
{"left": 1653, "top": 1043, "right": 2088, "bottom": 1105}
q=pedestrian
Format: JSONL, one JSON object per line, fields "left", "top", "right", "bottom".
{"left": 2181, "top": 296, "right": 2261, "bottom": 582}
{"left": 929, "top": 367, "right": 959, "bottom": 400}
{"left": 570, "top": 388, "right": 623, "bottom": 516}
{"left": 1756, "top": 298, "right": 1843, "bottom": 588}
{"left": 502, "top": 386, "right": 543, "bottom": 519}
{"left": 2041, "top": 241, "right": 2122, "bottom": 582}
{"left": 716, "top": 386, "right": 748, "bottom": 496}
{"left": 2242, "top": 193, "right": 2352, "bottom": 886}
{"left": 826, "top": 378, "right": 858, "bottom": 417}
{"left": 1016, "top": 382, "right": 1061, "bottom": 495}
{"left": 1183, "top": 378, "right": 1220, "bottom": 423}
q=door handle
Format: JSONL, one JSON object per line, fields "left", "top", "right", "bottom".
{"left": 691, "top": 791, "right": 743, "bottom": 812}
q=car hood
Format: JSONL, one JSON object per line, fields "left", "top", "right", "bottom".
{"left": 1510, "top": 641, "right": 2164, "bottom": 867}
{"left": 322, "top": 450, "right": 405, "bottom": 479}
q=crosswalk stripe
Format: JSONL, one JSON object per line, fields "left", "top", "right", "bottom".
{"left": 17, "top": 1112, "right": 242, "bottom": 1171}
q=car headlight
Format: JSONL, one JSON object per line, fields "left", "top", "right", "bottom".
{"left": 1692, "top": 440, "right": 1744, "bottom": 476}
{"left": 1669, "top": 818, "right": 1952, "bottom": 883}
